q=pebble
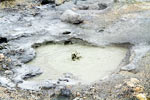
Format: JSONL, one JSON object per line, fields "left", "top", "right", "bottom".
{"left": 0, "top": 54, "right": 5, "bottom": 61}
{"left": 136, "top": 93, "right": 147, "bottom": 100}
{"left": 4, "top": 70, "right": 13, "bottom": 75}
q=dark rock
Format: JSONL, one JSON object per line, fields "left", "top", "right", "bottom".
{"left": 60, "top": 87, "right": 72, "bottom": 97}
{"left": 40, "top": 0, "right": 55, "bottom": 5}
{"left": 64, "top": 41, "right": 72, "bottom": 45}
{"left": 98, "top": 3, "right": 108, "bottom": 10}
{"left": 0, "top": 37, "right": 7, "bottom": 43}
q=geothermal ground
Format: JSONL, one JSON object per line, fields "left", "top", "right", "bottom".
{"left": 0, "top": 0, "right": 150, "bottom": 100}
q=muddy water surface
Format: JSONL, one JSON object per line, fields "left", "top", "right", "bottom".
{"left": 28, "top": 44, "right": 127, "bottom": 83}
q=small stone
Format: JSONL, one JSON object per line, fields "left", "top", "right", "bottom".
{"left": 98, "top": 3, "right": 107, "bottom": 10}
{"left": 76, "top": 92, "right": 81, "bottom": 97}
{"left": 0, "top": 54, "right": 5, "bottom": 61}
{"left": 4, "top": 70, "right": 13, "bottom": 75}
{"left": 130, "top": 78, "right": 140, "bottom": 84}
{"left": 60, "top": 87, "right": 72, "bottom": 97}
{"left": 60, "top": 10, "right": 83, "bottom": 24}
{"left": 133, "top": 86, "right": 144, "bottom": 93}
{"left": 120, "top": 64, "right": 136, "bottom": 72}
{"left": 125, "top": 78, "right": 140, "bottom": 88}
{"left": 126, "top": 81, "right": 135, "bottom": 87}
{"left": 115, "top": 84, "right": 122, "bottom": 88}
{"left": 136, "top": 93, "right": 147, "bottom": 100}
{"left": 55, "top": 0, "right": 65, "bottom": 5}
{"left": 7, "top": 58, "right": 11, "bottom": 62}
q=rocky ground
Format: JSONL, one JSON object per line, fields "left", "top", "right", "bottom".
{"left": 0, "top": 0, "right": 150, "bottom": 100}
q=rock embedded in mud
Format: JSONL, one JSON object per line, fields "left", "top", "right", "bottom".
{"left": 4, "top": 70, "right": 13, "bottom": 75}
{"left": 60, "top": 87, "right": 72, "bottom": 97}
{"left": 61, "top": 90, "right": 71, "bottom": 97}
{"left": 98, "top": 3, "right": 107, "bottom": 10}
{"left": 0, "top": 54, "right": 12, "bottom": 70}
{"left": 0, "top": 54, "right": 5, "bottom": 62}
{"left": 55, "top": 0, "right": 65, "bottom": 5}
{"left": 120, "top": 64, "right": 136, "bottom": 72}
{"left": 60, "top": 10, "right": 83, "bottom": 24}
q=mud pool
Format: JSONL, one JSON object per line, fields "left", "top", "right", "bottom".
{"left": 27, "top": 44, "right": 127, "bottom": 83}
